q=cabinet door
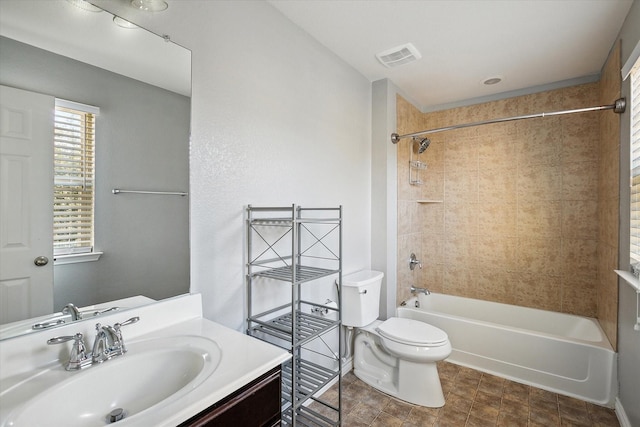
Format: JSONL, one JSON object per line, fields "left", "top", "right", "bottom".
{"left": 179, "top": 367, "right": 281, "bottom": 427}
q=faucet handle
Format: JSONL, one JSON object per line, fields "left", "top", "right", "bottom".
{"left": 47, "top": 333, "right": 91, "bottom": 370}
{"left": 114, "top": 316, "right": 140, "bottom": 329}
{"left": 409, "top": 253, "right": 423, "bottom": 270}
{"left": 47, "top": 332, "right": 83, "bottom": 345}
{"left": 113, "top": 316, "right": 140, "bottom": 354}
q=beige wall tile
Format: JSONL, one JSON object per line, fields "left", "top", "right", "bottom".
{"left": 598, "top": 198, "right": 619, "bottom": 248}
{"left": 517, "top": 237, "right": 563, "bottom": 276}
{"left": 477, "top": 169, "right": 518, "bottom": 203}
{"left": 562, "top": 275, "right": 597, "bottom": 317}
{"left": 422, "top": 233, "right": 445, "bottom": 266}
{"left": 477, "top": 203, "right": 517, "bottom": 237}
{"left": 562, "top": 161, "right": 598, "bottom": 201}
{"left": 561, "top": 239, "right": 598, "bottom": 277}
{"left": 517, "top": 89, "right": 563, "bottom": 115}
{"left": 562, "top": 200, "right": 598, "bottom": 239}
{"left": 444, "top": 136, "right": 478, "bottom": 171}
{"left": 513, "top": 273, "right": 562, "bottom": 312}
{"left": 561, "top": 114, "right": 599, "bottom": 163}
{"left": 478, "top": 135, "right": 518, "bottom": 172}
{"left": 445, "top": 202, "right": 479, "bottom": 236}
{"left": 517, "top": 118, "right": 562, "bottom": 166}
{"left": 444, "top": 234, "right": 478, "bottom": 267}
{"left": 562, "top": 82, "right": 599, "bottom": 109}
{"left": 475, "top": 268, "right": 516, "bottom": 304}
{"left": 598, "top": 145, "right": 619, "bottom": 198}
{"left": 517, "top": 164, "right": 563, "bottom": 201}
{"left": 517, "top": 201, "right": 562, "bottom": 237}
{"left": 420, "top": 263, "right": 444, "bottom": 293}
{"left": 476, "top": 236, "right": 518, "bottom": 271}
{"left": 397, "top": 200, "right": 412, "bottom": 236}
{"left": 443, "top": 266, "right": 476, "bottom": 297}
{"left": 419, "top": 203, "right": 445, "bottom": 235}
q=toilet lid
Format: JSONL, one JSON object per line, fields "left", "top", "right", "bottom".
{"left": 376, "top": 317, "right": 448, "bottom": 346}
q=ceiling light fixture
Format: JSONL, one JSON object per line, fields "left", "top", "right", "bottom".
{"left": 65, "top": 0, "right": 102, "bottom": 12}
{"left": 131, "top": 0, "right": 168, "bottom": 12}
{"left": 113, "top": 16, "right": 139, "bottom": 29}
{"left": 483, "top": 76, "right": 503, "bottom": 85}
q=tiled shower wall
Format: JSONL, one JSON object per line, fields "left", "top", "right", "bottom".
{"left": 397, "top": 56, "right": 620, "bottom": 348}
{"left": 597, "top": 42, "right": 621, "bottom": 350}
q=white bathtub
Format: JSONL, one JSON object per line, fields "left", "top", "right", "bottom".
{"left": 397, "top": 293, "right": 617, "bottom": 407}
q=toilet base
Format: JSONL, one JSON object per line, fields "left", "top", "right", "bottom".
{"left": 353, "top": 329, "right": 447, "bottom": 408}
{"left": 397, "top": 359, "right": 445, "bottom": 407}
{"left": 354, "top": 359, "right": 445, "bottom": 408}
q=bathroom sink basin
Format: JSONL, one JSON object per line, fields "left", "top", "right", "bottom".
{"left": 1, "top": 335, "right": 221, "bottom": 426}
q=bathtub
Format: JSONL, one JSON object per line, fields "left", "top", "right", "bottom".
{"left": 397, "top": 293, "right": 617, "bottom": 407}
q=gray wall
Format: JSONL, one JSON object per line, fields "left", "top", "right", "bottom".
{"left": 616, "top": 0, "right": 640, "bottom": 425}
{"left": 0, "top": 36, "right": 190, "bottom": 308}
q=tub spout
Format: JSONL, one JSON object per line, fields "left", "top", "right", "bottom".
{"left": 410, "top": 285, "right": 430, "bottom": 295}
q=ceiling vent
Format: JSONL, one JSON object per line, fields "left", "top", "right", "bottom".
{"left": 376, "top": 43, "right": 422, "bottom": 68}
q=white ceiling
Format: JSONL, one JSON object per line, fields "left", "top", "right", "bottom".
{"left": 1, "top": 1, "right": 632, "bottom": 110}
{"left": 0, "top": 0, "right": 191, "bottom": 96}
{"left": 268, "top": 0, "right": 634, "bottom": 111}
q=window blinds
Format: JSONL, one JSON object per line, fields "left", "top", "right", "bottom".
{"left": 631, "top": 61, "right": 640, "bottom": 261}
{"left": 53, "top": 101, "right": 96, "bottom": 255}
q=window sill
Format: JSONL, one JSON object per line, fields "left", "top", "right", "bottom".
{"left": 615, "top": 270, "right": 640, "bottom": 292}
{"left": 54, "top": 252, "right": 103, "bottom": 266}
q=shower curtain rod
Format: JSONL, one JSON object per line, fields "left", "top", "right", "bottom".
{"left": 390, "top": 97, "right": 626, "bottom": 144}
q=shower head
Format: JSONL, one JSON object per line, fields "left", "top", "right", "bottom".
{"left": 412, "top": 137, "right": 431, "bottom": 154}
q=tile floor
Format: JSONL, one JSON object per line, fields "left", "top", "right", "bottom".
{"left": 313, "top": 361, "right": 619, "bottom": 426}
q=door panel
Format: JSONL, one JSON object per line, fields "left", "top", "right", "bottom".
{"left": 0, "top": 85, "right": 54, "bottom": 323}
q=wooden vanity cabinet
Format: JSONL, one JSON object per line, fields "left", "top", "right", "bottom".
{"left": 177, "top": 366, "right": 282, "bottom": 427}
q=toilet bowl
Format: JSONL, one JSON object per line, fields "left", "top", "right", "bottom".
{"left": 342, "top": 270, "right": 451, "bottom": 407}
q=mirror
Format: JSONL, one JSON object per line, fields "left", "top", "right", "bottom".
{"left": 0, "top": 0, "right": 191, "bottom": 338}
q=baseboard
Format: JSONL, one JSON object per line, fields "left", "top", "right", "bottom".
{"left": 616, "top": 397, "right": 632, "bottom": 427}
{"left": 341, "top": 356, "right": 353, "bottom": 374}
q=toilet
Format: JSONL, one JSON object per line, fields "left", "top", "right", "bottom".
{"left": 342, "top": 270, "right": 451, "bottom": 407}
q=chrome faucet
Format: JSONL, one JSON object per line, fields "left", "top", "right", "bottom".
{"left": 62, "top": 303, "right": 82, "bottom": 321}
{"left": 92, "top": 316, "right": 139, "bottom": 363}
{"left": 47, "top": 316, "right": 140, "bottom": 370}
{"left": 92, "top": 323, "right": 120, "bottom": 363}
{"left": 410, "top": 285, "right": 431, "bottom": 295}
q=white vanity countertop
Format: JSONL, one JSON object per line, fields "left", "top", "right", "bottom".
{"left": 0, "top": 294, "right": 291, "bottom": 427}
{"left": 122, "top": 316, "right": 291, "bottom": 426}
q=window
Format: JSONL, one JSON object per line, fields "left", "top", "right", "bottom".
{"left": 53, "top": 99, "right": 98, "bottom": 258}
{"left": 630, "top": 58, "right": 640, "bottom": 262}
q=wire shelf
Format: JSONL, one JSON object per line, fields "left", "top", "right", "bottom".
{"left": 281, "top": 358, "right": 339, "bottom": 403}
{"left": 250, "top": 310, "right": 340, "bottom": 347}
{"left": 252, "top": 265, "right": 338, "bottom": 283}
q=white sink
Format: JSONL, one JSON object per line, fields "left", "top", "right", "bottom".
{"left": 0, "top": 335, "right": 221, "bottom": 426}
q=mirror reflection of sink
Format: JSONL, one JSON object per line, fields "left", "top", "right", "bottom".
{"left": 1, "top": 335, "right": 221, "bottom": 426}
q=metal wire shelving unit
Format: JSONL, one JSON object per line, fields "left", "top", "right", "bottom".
{"left": 246, "top": 205, "right": 342, "bottom": 426}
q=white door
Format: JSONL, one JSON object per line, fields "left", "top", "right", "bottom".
{"left": 0, "top": 85, "right": 54, "bottom": 323}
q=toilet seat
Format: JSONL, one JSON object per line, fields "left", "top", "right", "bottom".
{"left": 376, "top": 317, "right": 448, "bottom": 347}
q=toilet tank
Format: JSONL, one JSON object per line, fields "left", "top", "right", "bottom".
{"left": 341, "top": 270, "right": 384, "bottom": 327}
